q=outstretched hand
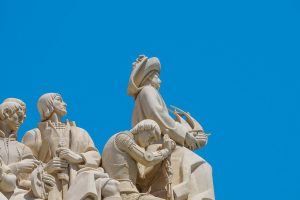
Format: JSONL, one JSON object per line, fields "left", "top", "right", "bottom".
{"left": 57, "top": 147, "right": 84, "bottom": 164}
{"left": 185, "top": 131, "right": 208, "bottom": 150}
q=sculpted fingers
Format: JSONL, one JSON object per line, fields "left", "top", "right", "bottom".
{"left": 56, "top": 147, "right": 68, "bottom": 154}
{"left": 45, "top": 159, "right": 68, "bottom": 174}
{"left": 43, "top": 174, "right": 56, "bottom": 187}
{"left": 59, "top": 150, "right": 72, "bottom": 157}
{"left": 17, "top": 159, "right": 39, "bottom": 172}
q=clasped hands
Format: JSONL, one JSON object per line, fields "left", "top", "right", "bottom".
{"left": 45, "top": 147, "right": 84, "bottom": 174}
{"left": 185, "top": 131, "right": 208, "bottom": 150}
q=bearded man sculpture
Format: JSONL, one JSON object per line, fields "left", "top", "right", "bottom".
{"left": 22, "top": 93, "right": 121, "bottom": 200}
{"left": 127, "top": 55, "right": 215, "bottom": 200}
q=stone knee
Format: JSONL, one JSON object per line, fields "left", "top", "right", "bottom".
{"left": 102, "top": 179, "right": 121, "bottom": 200}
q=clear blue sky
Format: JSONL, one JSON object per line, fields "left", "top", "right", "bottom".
{"left": 0, "top": 0, "right": 299, "bottom": 199}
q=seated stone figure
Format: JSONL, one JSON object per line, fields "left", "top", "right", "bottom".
{"left": 128, "top": 55, "right": 215, "bottom": 200}
{"left": 22, "top": 93, "right": 121, "bottom": 200}
{"left": 102, "top": 119, "right": 176, "bottom": 200}
{"left": 0, "top": 99, "right": 55, "bottom": 200}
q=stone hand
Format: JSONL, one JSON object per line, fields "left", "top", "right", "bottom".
{"left": 42, "top": 173, "right": 56, "bottom": 191}
{"left": 45, "top": 157, "right": 68, "bottom": 174}
{"left": 185, "top": 131, "right": 207, "bottom": 150}
{"left": 17, "top": 159, "right": 39, "bottom": 173}
{"left": 57, "top": 147, "right": 84, "bottom": 164}
{"left": 162, "top": 136, "right": 176, "bottom": 153}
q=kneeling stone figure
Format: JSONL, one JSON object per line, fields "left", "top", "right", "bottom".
{"left": 102, "top": 119, "right": 176, "bottom": 200}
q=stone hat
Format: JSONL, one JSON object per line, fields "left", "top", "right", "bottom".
{"left": 127, "top": 55, "right": 161, "bottom": 96}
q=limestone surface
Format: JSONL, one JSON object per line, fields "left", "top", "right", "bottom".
{"left": 0, "top": 55, "right": 214, "bottom": 200}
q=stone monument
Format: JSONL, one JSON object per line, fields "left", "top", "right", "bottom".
{"left": 102, "top": 119, "right": 176, "bottom": 200}
{"left": 0, "top": 98, "right": 55, "bottom": 200}
{"left": 127, "top": 55, "right": 214, "bottom": 200}
{"left": 22, "top": 93, "right": 121, "bottom": 200}
{"left": 0, "top": 55, "right": 215, "bottom": 200}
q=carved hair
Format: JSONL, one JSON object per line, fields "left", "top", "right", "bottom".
{"left": 3, "top": 98, "right": 26, "bottom": 116}
{"left": 38, "top": 93, "right": 60, "bottom": 121}
{"left": 131, "top": 119, "right": 161, "bottom": 139}
{"left": 0, "top": 102, "right": 24, "bottom": 121}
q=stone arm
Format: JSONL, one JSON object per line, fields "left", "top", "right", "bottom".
{"left": 138, "top": 86, "right": 188, "bottom": 146}
{"left": 76, "top": 128, "right": 101, "bottom": 169}
{"left": 22, "top": 128, "right": 41, "bottom": 159}
{"left": 0, "top": 159, "right": 17, "bottom": 193}
{"left": 115, "top": 133, "right": 169, "bottom": 167}
{"left": 7, "top": 145, "right": 36, "bottom": 175}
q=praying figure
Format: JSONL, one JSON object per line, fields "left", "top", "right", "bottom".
{"left": 127, "top": 55, "right": 215, "bottom": 200}
{"left": 102, "top": 119, "right": 176, "bottom": 200}
{"left": 22, "top": 93, "right": 121, "bottom": 200}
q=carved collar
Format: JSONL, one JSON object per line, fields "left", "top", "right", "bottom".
{"left": 38, "top": 120, "right": 76, "bottom": 130}
{"left": 0, "top": 130, "right": 16, "bottom": 141}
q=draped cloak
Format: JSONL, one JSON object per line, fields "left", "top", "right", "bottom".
{"left": 132, "top": 86, "right": 215, "bottom": 200}
{"left": 22, "top": 121, "right": 101, "bottom": 200}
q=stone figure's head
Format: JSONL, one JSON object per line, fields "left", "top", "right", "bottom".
{"left": 0, "top": 159, "right": 17, "bottom": 192}
{"left": 128, "top": 55, "right": 161, "bottom": 96}
{"left": 131, "top": 119, "right": 161, "bottom": 148}
{"left": 38, "top": 93, "right": 67, "bottom": 121}
{"left": 0, "top": 100, "right": 26, "bottom": 133}
{"left": 142, "top": 71, "right": 161, "bottom": 90}
{"left": 3, "top": 98, "right": 27, "bottom": 118}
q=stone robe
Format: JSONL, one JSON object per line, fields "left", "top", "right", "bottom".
{"left": 132, "top": 85, "right": 215, "bottom": 200}
{"left": 0, "top": 131, "right": 41, "bottom": 200}
{"left": 22, "top": 121, "right": 101, "bottom": 200}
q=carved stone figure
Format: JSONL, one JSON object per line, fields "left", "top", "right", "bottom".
{"left": 102, "top": 119, "right": 176, "bottom": 200}
{"left": 0, "top": 99, "right": 55, "bottom": 200}
{"left": 22, "top": 93, "right": 121, "bottom": 200}
{"left": 0, "top": 158, "right": 17, "bottom": 199}
{"left": 127, "top": 55, "right": 215, "bottom": 200}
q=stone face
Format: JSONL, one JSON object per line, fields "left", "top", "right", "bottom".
{"left": 0, "top": 55, "right": 214, "bottom": 200}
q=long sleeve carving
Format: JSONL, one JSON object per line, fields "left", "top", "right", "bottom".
{"left": 115, "top": 133, "right": 169, "bottom": 167}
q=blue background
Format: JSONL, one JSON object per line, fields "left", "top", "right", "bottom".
{"left": 0, "top": 0, "right": 299, "bottom": 199}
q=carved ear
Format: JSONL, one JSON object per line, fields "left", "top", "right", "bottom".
{"left": 3, "top": 108, "right": 11, "bottom": 119}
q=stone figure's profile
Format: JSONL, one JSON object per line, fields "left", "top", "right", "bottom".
{"left": 0, "top": 98, "right": 55, "bottom": 200}
{"left": 102, "top": 119, "right": 176, "bottom": 200}
{"left": 128, "top": 55, "right": 215, "bottom": 200}
{"left": 22, "top": 93, "right": 121, "bottom": 200}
